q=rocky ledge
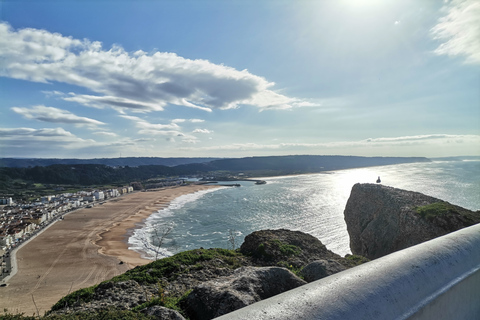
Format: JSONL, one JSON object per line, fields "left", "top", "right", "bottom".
{"left": 344, "top": 183, "right": 480, "bottom": 260}
{"left": 47, "top": 229, "right": 368, "bottom": 320}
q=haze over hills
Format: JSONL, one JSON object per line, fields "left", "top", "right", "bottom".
{"left": 0, "top": 157, "right": 221, "bottom": 168}
{"left": 199, "top": 155, "right": 430, "bottom": 173}
{"left": 0, "top": 155, "right": 431, "bottom": 186}
{"left": 0, "top": 155, "right": 431, "bottom": 169}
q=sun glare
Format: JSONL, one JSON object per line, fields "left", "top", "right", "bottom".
{"left": 345, "top": 0, "right": 386, "bottom": 6}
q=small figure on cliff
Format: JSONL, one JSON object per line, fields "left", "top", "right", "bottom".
{"left": 376, "top": 176, "right": 381, "bottom": 183}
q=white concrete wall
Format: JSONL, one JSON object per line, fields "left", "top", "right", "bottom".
{"left": 216, "top": 224, "right": 480, "bottom": 320}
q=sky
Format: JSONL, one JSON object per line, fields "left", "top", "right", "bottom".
{"left": 0, "top": 0, "right": 479, "bottom": 159}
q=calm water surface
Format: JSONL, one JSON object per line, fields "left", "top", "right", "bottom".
{"left": 129, "top": 160, "right": 480, "bottom": 259}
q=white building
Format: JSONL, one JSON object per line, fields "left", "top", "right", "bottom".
{"left": 108, "top": 189, "right": 120, "bottom": 198}
{"left": 0, "top": 198, "right": 13, "bottom": 205}
{"left": 93, "top": 191, "right": 105, "bottom": 200}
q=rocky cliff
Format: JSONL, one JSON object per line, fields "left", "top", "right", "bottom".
{"left": 46, "top": 229, "right": 367, "bottom": 320}
{"left": 344, "top": 183, "right": 480, "bottom": 260}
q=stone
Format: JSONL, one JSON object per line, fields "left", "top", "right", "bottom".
{"left": 142, "top": 306, "right": 186, "bottom": 320}
{"left": 240, "top": 229, "right": 340, "bottom": 268}
{"left": 300, "top": 259, "right": 347, "bottom": 282}
{"left": 185, "top": 266, "right": 306, "bottom": 320}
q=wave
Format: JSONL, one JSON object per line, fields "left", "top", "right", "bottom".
{"left": 128, "top": 187, "right": 226, "bottom": 259}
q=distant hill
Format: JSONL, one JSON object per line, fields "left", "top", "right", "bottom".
{"left": 431, "top": 156, "right": 480, "bottom": 161}
{"left": 0, "top": 155, "right": 431, "bottom": 187}
{"left": 0, "top": 157, "right": 221, "bottom": 168}
{"left": 197, "top": 155, "right": 431, "bottom": 175}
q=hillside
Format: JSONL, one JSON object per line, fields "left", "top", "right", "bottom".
{"left": 0, "top": 155, "right": 430, "bottom": 185}
{"left": 201, "top": 155, "right": 430, "bottom": 174}
{"left": 0, "top": 157, "right": 220, "bottom": 168}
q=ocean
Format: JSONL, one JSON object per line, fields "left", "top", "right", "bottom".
{"left": 128, "top": 160, "right": 480, "bottom": 259}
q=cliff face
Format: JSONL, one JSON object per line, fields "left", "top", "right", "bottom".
{"left": 344, "top": 183, "right": 480, "bottom": 260}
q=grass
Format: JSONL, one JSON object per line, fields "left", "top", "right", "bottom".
{"left": 132, "top": 289, "right": 192, "bottom": 315}
{"left": 344, "top": 254, "right": 370, "bottom": 267}
{"left": 50, "top": 286, "right": 97, "bottom": 311}
{"left": 415, "top": 202, "right": 455, "bottom": 220}
{"left": 110, "top": 248, "right": 242, "bottom": 285}
{"left": 46, "top": 309, "right": 155, "bottom": 319}
{"left": 272, "top": 240, "right": 301, "bottom": 256}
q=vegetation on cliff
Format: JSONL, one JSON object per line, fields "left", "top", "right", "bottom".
{"left": 415, "top": 202, "right": 479, "bottom": 223}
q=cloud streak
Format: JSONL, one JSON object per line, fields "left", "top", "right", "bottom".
{"left": 119, "top": 115, "right": 199, "bottom": 142}
{"left": 431, "top": 0, "right": 480, "bottom": 64}
{"left": 0, "top": 22, "right": 304, "bottom": 112}
{"left": 0, "top": 127, "right": 96, "bottom": 150}
{"left": 180, "top": 134, "right": 480, "bottom": 153}
{"left": 11, "top": 105, "right": 105, "bottom": 127}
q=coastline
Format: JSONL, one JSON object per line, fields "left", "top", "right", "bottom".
{"left": 0, "top": 184, "right": 220, "bottom": 316}
{"left": 95, "top": 185, "right": 221, "bottom": 266}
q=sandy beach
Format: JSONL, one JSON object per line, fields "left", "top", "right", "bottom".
{"left": 0, "top": 184, "right": 219, "bottom": 316}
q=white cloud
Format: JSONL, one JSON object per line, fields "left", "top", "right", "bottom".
{"left": 0, "top": 126, "right": 161, "bottom": 157}
{"left": 11, "top": 105, "right": 105, "bottom": 127}
{"left": 62, "top": 93, "right": 167, "bottom": 112}
{"left": 119, "top": 115, "right": 199, "bottom": 142}
{"left": 431, "top": 0, "right": 480, "bottom": 64}
{"left": 0, "top": 127, "right": 76, "bottom": 137}
{"left": 0, "top": 127, "right": 96, "bottom": 150}
{"left": 0, "top": 22, "right": 303, "bottom": 112}
{"left": 94, "top": 131, "right": 118, "bottom": 137}
{"left": 192, "top": 129, "right": 213, "bottom": 134}
{"left": 171, "top": 118, "right": 205, "bottom": 123}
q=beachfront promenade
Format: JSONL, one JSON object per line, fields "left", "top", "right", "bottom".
{"left": 0, "top": 185, "right": 218, "bottom": 316}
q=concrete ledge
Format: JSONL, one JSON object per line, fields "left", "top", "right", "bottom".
{"left": 216, "top": 224, "right": 480, "bottom": 320}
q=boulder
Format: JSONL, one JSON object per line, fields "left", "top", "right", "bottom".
{"left": 239, "top": 229, "right": 341, "bottom": 268}
{"left": 344, "top": 183, "right": 480, "bottom": 260}
{"left": 300, "top": 259, "right": 346, "bottom": 282}
{"left": 142, "top": 306, "right": 185, "bottom": 320}
{"left": 185, "top": 266, "right": 306, "bottom": 320}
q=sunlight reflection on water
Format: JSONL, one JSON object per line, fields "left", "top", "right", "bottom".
{"left": 129, "top": 161, "right": 480, "bottom": 259}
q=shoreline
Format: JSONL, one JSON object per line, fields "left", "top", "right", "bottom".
{"left": 0, "top": 184, "right": 220, "bottom": 316}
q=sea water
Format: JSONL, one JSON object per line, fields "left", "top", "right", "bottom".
{"left": 128, "top": 160, "right": 480, "bottom": 259}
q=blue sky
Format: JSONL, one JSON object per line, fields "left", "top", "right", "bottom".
{"left": 0, "top": 0, "right": 479, "bottom": 159}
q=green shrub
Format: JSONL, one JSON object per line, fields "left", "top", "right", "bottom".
{"left": 50, "top": 286, "right": 97, "bottom": 311}
{"left": 415, "top": 202, "right": 453, "bottom": 220}
{"left": 110, "top": 248, "right": 242, "bottom": 285}
{"left": 277, "top": 261, "right": 304, "bottom": 278}
{"left": 272, "top": 240, "right": 301, "bottom": 256}
{"left": 0, "top": 313, "right": 36, "bottom": 320}
{"left": 344, "top": 254, "right": 370, "bottom": 266}
{"left": 46, "top": 308, "right": 153, "bottom": 319}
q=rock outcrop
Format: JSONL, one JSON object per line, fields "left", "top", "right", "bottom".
{"left": 142, "top": 306, "right": 186, "bottom": 320}
{"left": 185, "top": 266, "right": 306, "bottom": 320}
{"left": 344, "top": 183, "right": 480, "bottom": 260}
{"left": 239, "top": 229, "right": 342, "bottom": 268}
{"left": 299, "top": 260, "right": 347, "bottom": 283}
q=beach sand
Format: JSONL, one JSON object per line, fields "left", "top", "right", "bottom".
{"left": 0, "top": 185, "right": 219, "bottom": 316}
